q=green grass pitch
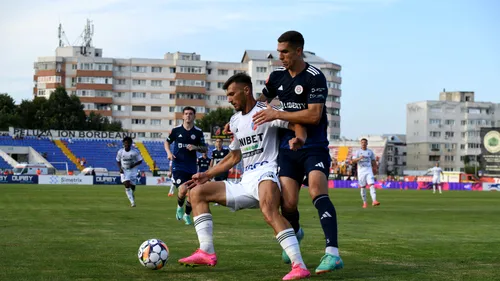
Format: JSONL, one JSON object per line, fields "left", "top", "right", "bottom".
{"left": 0, "top": 185, "right": 499, "bottom": 281}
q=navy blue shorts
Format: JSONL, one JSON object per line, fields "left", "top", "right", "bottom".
{"left": 278, "top": 147, "right": 331, "bottom": 184}
{"left": 172, "top": 170, "right": 195, "bottom": 187}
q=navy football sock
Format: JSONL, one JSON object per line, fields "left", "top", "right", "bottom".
{"left": 313, "top": 194, "right": 339, "bottom": 248}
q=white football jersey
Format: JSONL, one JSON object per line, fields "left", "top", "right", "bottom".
{"left": 116, "top": 148, "right": 143, "bottom": 170}
{"left": 352, "top": 148, "right": 376, "bottom": 174}
{"left": 229, "top": 102, "right": 289, "bottom": 175}
{"left": 429, "top": 167, "right": 442, "bottom": 178}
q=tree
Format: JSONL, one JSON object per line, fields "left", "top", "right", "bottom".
{"left": 0, "top": 93, "right": 17, "bottom": 130}
{"left": 195, "top": 107, "right": 234, "bottom": 132}
{"left": 1, "top": 89, "right": 124, "bottom": 132}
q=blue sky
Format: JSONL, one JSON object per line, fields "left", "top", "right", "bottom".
{"left": 0, "top": 0, "right": 498, "bottom": 139}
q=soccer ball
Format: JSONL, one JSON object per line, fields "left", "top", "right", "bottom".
{"left": 138, "top": 239, "right": 169, "bottom": 270}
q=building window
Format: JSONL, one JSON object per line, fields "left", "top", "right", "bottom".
{"left": 217, "top": 96, "right": 227, "bottom": 101}
{"left": 131, "top": 119, "right": 146, "bottom": 124}
{"left": 429, "top": 131, "right": 441, "bottom": 138}
{"left": 217, "top": 82, "right": 224, "bottom": 89}
{"left": 151, "top": 132, "right": 162, "bottom": 138}
{"left": 179, "top": 66, "right": 203, "bottom": 73}
{"left": 430, "top": 143, "right": 440, "bottom": 151}
{"left": 218, "top": 69, "right": 228, "bottom": 75}
{"left": 445, "top": 132, "right": 454, "bottom": 138}
{"left": 169, "top": 94, "right": 175, "bottom": 99}
{"left": 151, "top": 106, "right": 161, "bottom": 112}
{"left": 132, "top": 92, "right": 146, "bottom": 98}
{"left": 445, "top": 119, "right": 455, "bottom": 125}
{"left": 150, "top": 119, "right": 161, "bottom": 125}
{"left": 132, "top": 106, "right": 146, "bottom": 112}
{"left": 429, "top": 155, "right": 440, "bottom": 161}
{"left": 132, "top": 66, "right": 147, "bottom": 73}
{"left": 256, "top": 67, "right": 267, "bottom": 73}
{"left": 257, "top": 80, "right": 266, "bottom": 85}
{"left": 151, "top": 67, "right": 162, "bottom": 73}
{"left": 137, "top": 132, "right": 146, "bottom": 137}
{"left": 151, "top": 80, "right": 162, "bottom": 87}
{"left": 169, "top": 67, "right": 176, "bottom": 73}
{"left": 429, "top": 119, "right": 441, "bottom": 125}
{"left": 132, "top": 79, "right": 146, "bottom": 85}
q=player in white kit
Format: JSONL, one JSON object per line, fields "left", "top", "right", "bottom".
{"left": 178, "top": 73, "right": 311, "bottom": 280}
{"left": 426, "top": 162, "right": 443, "bottom": 194}
{"left": 116, "top": 137, "right": 143, "bottom": 207}
{"left": 352, "top": 138, "right": 380, "bottom": 208}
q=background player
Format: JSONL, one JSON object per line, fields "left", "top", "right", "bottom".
{"left": 116, "top": 136, "right": 143, "bottom": 207}
{"left": 425, "top": 162, "right": 443, "bottom": 194}
{"left": 164, "top": 107, "right": 207, "bottom": 225}
{"left": 178, "top": 73, "right": 310, "bottom": 280}
{"left": 210, "top": 138, "right": 230, "bottom": 181}
{"left": 167, "top": 161, "right": 175, "bottom": 197}
{"left": 351, "top": 138, "right": 380, "bottom": 208}
{"left": 197, "top": 152, "right": 211, "bottom": 173}
{"left": 252, "top": 30, "right": 343, "bottom": 274}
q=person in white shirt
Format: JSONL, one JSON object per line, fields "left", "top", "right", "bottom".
{"left": 177, "top": 73, "right": 311, "bottom": 280}
{"left": 116, "top": 137, "right": 143, "bottom": 207}
{"left": 426, "top": 162, "right": 443, "bottom": 194}
{"left": 352, "top": 138, "right": 380, "bottom": 208}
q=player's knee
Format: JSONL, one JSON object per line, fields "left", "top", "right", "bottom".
{"left": 261, "top": 205, "right": 279, "bottom": 226}
{"left": 189, "top": 186, "right": 205, "bottom": 204}
{"left": 281, "top": 197, "right": 297, "bottom": 213}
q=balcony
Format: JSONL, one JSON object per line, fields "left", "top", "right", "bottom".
{"left": 175, "top": 86, "right": 206, "bottom": 94}
{"left": 84, "top": 109, "right": 112, "bottom": 117}
{"left": 79, "top": 96, "right": 113, "bottom": 104}
{"left": 175, "top": 73, "right": 207, "bottom": 80}
{"left": 76, "top": 70, "right": 113, "bottom": 77}
{"left": 175, "top": 98, "right": 206, "bottom": 107}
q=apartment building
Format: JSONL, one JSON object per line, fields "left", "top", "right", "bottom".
{"left": 382, "top": 134, "right": 407, "bottom": 176}
{"left": 33, "top": 46, "right": 342, "bottom": 140}
{"left": 406, "top": 91, "right": 500, "bottom": 172}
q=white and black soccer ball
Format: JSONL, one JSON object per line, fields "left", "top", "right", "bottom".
{"left": 138, "top": 239, "right": 169, "bottom": 270}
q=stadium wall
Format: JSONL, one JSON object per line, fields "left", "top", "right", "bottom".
{"left": 1, "top": 175, "right": 498, "bottom": 191}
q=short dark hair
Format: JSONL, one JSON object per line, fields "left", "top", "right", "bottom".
{"left": 361, "top": 138, "right": 368, "bottom": 142}
{"left": 278, "top": 30, "right": 305, "bottom": 49}
{"left": 183, "top": 106, "right": 196, "bottom": 115}
{"left": 123, "top": 136, "right": 133, "bottom": 143}
{"left": 223, "top": 72, "right": 252, "bottom": 92}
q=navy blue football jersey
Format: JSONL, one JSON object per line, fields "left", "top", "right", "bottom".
{"left": 211, "top": 148, "right": 230, "bottom": 165}
{"left": 197, "top": 156, "right": 211, "bottom": 172}
{"left": 262, "top": 64, "right": 329, "bottom": 149}
{"left": 166, "top": 125, "right": 206, "bottom": 174}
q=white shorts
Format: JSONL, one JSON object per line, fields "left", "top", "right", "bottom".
{"left": 121, "top": 169, "right": 138, "bottom": 185}
{"left": 224, "top": 166, "right": 280, "bottom": 212}
{"left": 358, "top": 172, "right": 375, "bottom": 187}
{"left": 432, "top": 177, "right": 440, "bottom": 184}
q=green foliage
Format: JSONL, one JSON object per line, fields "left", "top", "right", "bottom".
{"left": 195, "top": 107, "right": 234, "bottom": 132}
{"left": 1, "top": 88, "right": 123, "bottom": 131}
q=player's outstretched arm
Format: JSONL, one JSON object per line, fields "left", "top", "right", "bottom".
{"left": 187, "top": 150, "right": 242, "bottom": 188}
{"left": 205, "top": 150, "right": 241, "bottom": 179}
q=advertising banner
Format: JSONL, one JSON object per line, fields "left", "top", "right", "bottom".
{"left": 38, "top": 175, "right": 93, "bottom": 185}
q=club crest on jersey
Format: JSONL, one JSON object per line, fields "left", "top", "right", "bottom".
{"left": 191, "top": 134, "right": 196, "bottom": 140}
{"left": 294, "top": 85, "right": 303, "bottom": 95}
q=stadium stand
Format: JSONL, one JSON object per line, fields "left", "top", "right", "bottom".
{"left": 0, "top": 136, "right": 77, "bottom": 171}
{"left": 0, "top": 156, "right": 11, "bottom": 170}
{"left": 62, "top": 138, "right": 150, "bottom": 172}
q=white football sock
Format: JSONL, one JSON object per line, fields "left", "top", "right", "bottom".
{"left": 438, "top": 185, "right": 442, "bottom": 193}
{"left": 433, "top": 184, "right": 436, "bottom": 193}
{"left": 326, "top": 246, "right": 339, "bottom": 256}
{"left": 360, "top": 188, "right": 367, "bottom": 203}
{"left": 370, "top": 186, "right": 377, "bottom": 202}
{"left": 194, "top": 213, "right": 215, "bottom": 254}
{"left": 169, "top": 185, "right": 175, "bottom": 194}
{"left": 276, "top": 228, "right": 306, "bottom": 269}
{"left": 125, "top": 188, "right": 135, "bottom": 204}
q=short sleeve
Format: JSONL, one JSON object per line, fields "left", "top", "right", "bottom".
{"left": 262, "top": 71, "right": 278, "bottom": 99}
{"left": 136, "top": 150, "right": 143, "bottom": 162}
{"left": 166, "top": 129, "right": 176, "bottom": 143}
{"left": 307, "top": 74, "right": 328, "bottom": 104}
{"left": 228, "top": 122, "right": 240, "bottom": 151}
{"left": 116, "top": 150, "right": 121, "bottom": 162}
{"left": 198, "top": 130, "right": 206, "bottom": 146}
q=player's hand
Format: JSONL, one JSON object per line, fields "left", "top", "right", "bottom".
{"left": 252, "top": 103, "right": 278, "bottom": 127}
{"left": 167, "top": 171, "right": 172, "bottom": 178}
{"left": 222, "top": 122, "right": 232, "bottom": 135}
{"left": 186, "top": 172, "right": 210, "bottom": 189}
{"left": 289, "top": 137, "right": 305, "bottom": 151}
{"left": 167, "top": 153, "right": 176, "bottom": 161}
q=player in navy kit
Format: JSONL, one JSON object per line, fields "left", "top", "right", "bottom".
{"left": 165, "top": 106, "right": 207, "bottom": 225}
{"left": 252, "top": 30, "right": 343, "bottom": 274}
{"left": 197, "top": 152, "right": 211, "bottom": 173}
{"left": 210, "top": 138, "right": 230, "bottom": 181}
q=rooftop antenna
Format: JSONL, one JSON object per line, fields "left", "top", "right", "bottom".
{"left": 58, "top": 22, "right": 71, "bottom": 47}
